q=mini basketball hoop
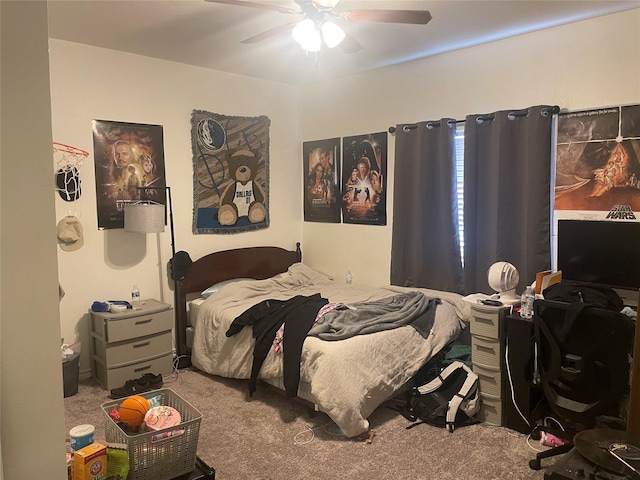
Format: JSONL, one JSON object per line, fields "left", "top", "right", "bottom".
{"left": 53, "top": 142, "right": 89, "bottom": 170}
{"left": 54, "top": 142, "right": 89, "bottom": 202}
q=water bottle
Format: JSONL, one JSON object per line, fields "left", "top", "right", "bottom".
{"left": 131, "top": 285, "right": 141, "bottom": 308}
{"left": 520, "top": 285, "right": 535, "bottom": 319}
{"left": 346, "top": 271, "right": 353, "bottom": 284}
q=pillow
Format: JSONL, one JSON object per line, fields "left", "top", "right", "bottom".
{"left": 287, "top": 263, "right": 334, "bottom": 286}
{"left": 201, "top": 278, "right": 253, "bottom": 298}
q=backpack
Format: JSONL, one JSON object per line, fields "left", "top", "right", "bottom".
{"left": 541, "top": 281, "right": 624, "bottom": 341}
{"left": 395, "top": 361, "right": 481, "bottom": 432}
{"left": 542, "top": 281, "right": 623, "bottom": 311}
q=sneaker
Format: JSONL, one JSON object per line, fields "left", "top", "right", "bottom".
{"left": 141, "top": 373, "right": 163, "bottom": 390}
{"left": 109, "top": 378, "right": 150, "bottom": 399}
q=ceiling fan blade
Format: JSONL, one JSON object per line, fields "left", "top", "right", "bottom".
{"left": 341, "top": 9, "right": 432, "bottom": 25}
{"left": 204, "top": 0, "right": 299, "bottom": 14}
{"left": 240, "top": 21, "right": 298, "bottom": 44}
{"left": 339, "top": 31, "right": 363, "bottom": 54}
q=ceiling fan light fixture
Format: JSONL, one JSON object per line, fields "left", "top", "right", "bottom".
{"left": 301, "top": 29, "right": 322, "bottom": 52}
{"left": 292, "top": 18, "right": 316, "bottom": 46}
{"left": 314, "top": 0, "right": 341, "bottom": 9}
{"left": 292, "top": 18, "right": 322, "bottom": 52}
{"left": 321, "top": 20, "right": 345, "bottom": 48}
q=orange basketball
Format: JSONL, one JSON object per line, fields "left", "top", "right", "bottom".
{"left": 119, "top": 395, "right": 150, "bottom": 429}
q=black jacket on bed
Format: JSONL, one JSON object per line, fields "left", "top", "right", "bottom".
{"left": 226, "top": 293, "right": 328, "bottom": 397}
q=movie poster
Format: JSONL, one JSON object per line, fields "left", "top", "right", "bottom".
{"left": 92, "top": 120, "right": 166, "bottom": 229}
{"left": 303, "top": 137, "right": 341, "bottom": 223}
{"left": 341, "top": 132, "right": 387, "bottom": 225}
{"left": 555, "top": 104, "right": 640, "bottom": 220}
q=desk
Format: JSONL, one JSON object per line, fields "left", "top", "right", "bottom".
{"left": 503, "top": 313, "right": 543, "bottom": 434}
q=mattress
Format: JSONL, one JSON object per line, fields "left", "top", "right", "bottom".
{"left": 186, "top": 297, "right": 206, "bottom": 350}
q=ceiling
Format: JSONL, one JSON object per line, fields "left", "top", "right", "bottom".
{"left": 47, "top": 0, "right": 640, "bottom": 86}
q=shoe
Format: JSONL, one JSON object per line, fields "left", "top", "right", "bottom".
{"left": 141, "top": 373, "right": 163, "bottom": 390}
{"left": 109, "top": 378, "right": 150, "bottom": 399}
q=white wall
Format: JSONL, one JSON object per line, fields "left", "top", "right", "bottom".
{"left": 49, "top": 41, "right": 303, "bottom": 376}
{"left": 1, "top": 2, "right": 67, "bottom": 479}
{"left": 300, "top": 9, "right": 640, "bottom": 287}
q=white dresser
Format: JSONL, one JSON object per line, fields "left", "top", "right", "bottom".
{"left": 469, "top": 303, "right": 508, "bottom": 426}
{"left": 90, "top": 299, "right": 174, "bottom": 390}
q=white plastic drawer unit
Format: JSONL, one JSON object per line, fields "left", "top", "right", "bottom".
{"left": 101, "top": 308, "right": 173, "bottom": 342}
{"left": 469, "top": 306, "right": 501, "bottom": 339}
{"left": 90, "top": 299, "right": 174, "bottom": 390}
{"left": 471, "top": 335, "right": 501, "bottom": 367}
{"left": 95, "top": 354, "right": 173, "bottom": 393}
{"left": 478, "top": 392, "right": 502, "bottom": 426}
{"left": 473, "top": 362, "right": 502, "bottom": 398}
{"left": 93, "top": 331, "right": 173, "bottom": 368}
{"left": 469, "top": 303, "right": 507, "bottom": 427}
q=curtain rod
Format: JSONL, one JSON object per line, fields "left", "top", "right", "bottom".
{"left": 388, "top": 119, "right": 463, "bottom": 134}
{"left": 388, "top": 106, "right": 560, "bottom": 134}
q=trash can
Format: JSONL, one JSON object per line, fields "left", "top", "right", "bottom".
{"left": 62, "top": 352, "right": 80, "bottom": 398}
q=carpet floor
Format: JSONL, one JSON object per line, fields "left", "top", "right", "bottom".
{"left": 64, "top": 368, "right": 554, "bottom": 479}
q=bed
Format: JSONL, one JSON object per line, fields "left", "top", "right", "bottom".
{"left": 176, "top": 243, "right": 471, "bottom": 438}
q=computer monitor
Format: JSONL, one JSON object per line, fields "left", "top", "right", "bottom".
{"left": 557, "top": 219, "right": 640, "bottom": 306}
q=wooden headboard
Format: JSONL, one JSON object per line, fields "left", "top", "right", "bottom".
{"left": 175, "top": 243, "right": 302, "bottom": 358}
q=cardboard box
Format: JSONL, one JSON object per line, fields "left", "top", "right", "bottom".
{"left": 73, "top": 442, "right": 107, "bottom": 480}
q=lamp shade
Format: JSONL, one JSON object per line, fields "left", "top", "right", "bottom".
{"left": 124, "top": 203, "right": 165, "bottom": 233}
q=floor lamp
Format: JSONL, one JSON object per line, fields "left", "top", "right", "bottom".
{"left": 124, "top": 186, "right": 191, "bottom": 369}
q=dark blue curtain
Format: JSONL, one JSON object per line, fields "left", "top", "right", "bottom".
{"left": 390, "top": 119, "right": 464, "bottom": 293}
{"left": 463, "top": 105, "right": 558, "bottom": 294}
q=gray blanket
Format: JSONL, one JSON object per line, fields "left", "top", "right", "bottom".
{"left": 308, "top": 291, "right": 440, "bottom": 340}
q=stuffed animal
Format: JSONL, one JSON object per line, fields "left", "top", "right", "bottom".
{"left": 218, "top": 149, "right": 266, "bottom": 226}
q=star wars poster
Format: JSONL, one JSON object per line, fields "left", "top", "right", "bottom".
{"left": 303, "top": 138, "right": 341, "bottom": 223}
{"left": 341, "top": 132, "right": 387, "bottom": 225}
{"left": 92, "top": 120, "right": 166, "bottom": 229}
{"left": 555, "top": 105, "right": 640, "bottom": 220}
{"left": 191, "top": 110, "right": 269, "bottom": 234}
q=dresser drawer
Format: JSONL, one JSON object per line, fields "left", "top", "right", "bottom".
{"left": 478, "top": 392, "right": 502, "bottom": 426}
{"left": 473, "top": 362, "right": 502, "bottom": 398}
{"left": 471, "top": 336, "right": 501, "bottom": 368}
{"left": 95, "top": 353, "right": 173, "bottom": 391}
{"left": 470, "top": 307, "right": 501, "bottom": 339}
{"left": 94, "top": 331, "right": 173, "bottom": 368}
{"left": 101, "top": 307, "right": 173, "bottom": 342}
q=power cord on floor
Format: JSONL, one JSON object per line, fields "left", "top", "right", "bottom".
{"left": 524, "top": 416, "right": 566, "bottom": 452}
{"left": 293, "top": 422, "right": 344, "bottom": 445}
{"left": 526, "top": 434, "right": 546, "bottom": 452}
{"left": 161, "top": 355, "right": 192, "bottom": 386}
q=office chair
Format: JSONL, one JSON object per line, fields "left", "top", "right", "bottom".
{"left": 528, "top": 299, "right": 633, "bottom": 470}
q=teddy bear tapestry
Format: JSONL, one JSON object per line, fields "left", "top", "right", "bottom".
{"left": 191, "top": 110, "right": 270, "bottom": 234}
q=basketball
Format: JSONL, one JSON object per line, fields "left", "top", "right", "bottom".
{"left": 119, "top": 395, "right": 150, "bottom": 429}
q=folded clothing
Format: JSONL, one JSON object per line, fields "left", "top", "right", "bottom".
{"left": 91, "top": 301, "right": 110, "bottom": 312}
{"left": 91, "top": 300, "right": 133, "bottom": 313}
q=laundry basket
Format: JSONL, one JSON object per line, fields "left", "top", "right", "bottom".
{"left": 101, "top": 388, "right": 202, "bottom": 480}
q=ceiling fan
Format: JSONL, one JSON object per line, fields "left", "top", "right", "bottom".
{"left": 204, "top": 0, "right": 432, "bottom": 54}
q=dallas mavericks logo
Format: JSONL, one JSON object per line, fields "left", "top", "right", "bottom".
{"left": 197, "top": 118, "right": 226, "bottom": 151}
